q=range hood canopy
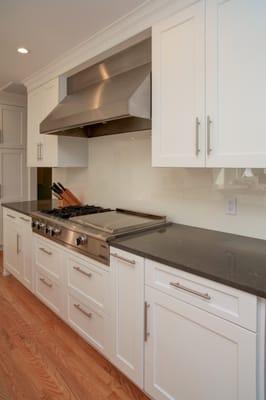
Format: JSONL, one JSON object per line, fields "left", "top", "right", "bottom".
{"left": 40, "top": 39, "right": 151, "bottom": 138}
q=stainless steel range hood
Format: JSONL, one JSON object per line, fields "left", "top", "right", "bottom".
{"left": 40, "top": 39, "right": 151, "bottom": 138}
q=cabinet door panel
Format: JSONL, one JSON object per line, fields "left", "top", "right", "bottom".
{"left": 110, "top": 249, "right": 144, "bottom": 388}
{"left": 0, "top": 105, "right": 25, "bottom": 146}
{"left": 152, "top": 1, "right": 205, "bottom": 167}
{"left": 0, "top": 149, "right": 26, "bottom": 202}
{"left": 3, "top": 217, "right": 21, "bottom": 278}
{"left": 145, "top": 287, "right": 256, "bottom": 400}
{"left": 206, "top": 0, "right": 266, "bottom": 167}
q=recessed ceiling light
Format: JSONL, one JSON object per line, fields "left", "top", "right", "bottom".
{"left": 17, "top": 47, "right": 29, "bottom": 54}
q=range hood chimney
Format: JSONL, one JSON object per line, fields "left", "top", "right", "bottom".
{"left": 40, "top": 39, "right": 151, "bottom": 138}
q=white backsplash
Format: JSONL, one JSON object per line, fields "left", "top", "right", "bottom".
{"left": 53, "top": 131, "right": 266, "bottom": 239}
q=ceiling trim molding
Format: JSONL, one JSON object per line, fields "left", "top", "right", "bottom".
{"left": 23, "top": 0, "right": 193, "bottom": 92}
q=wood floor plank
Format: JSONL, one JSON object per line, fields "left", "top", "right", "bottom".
{"left": 0, "top": 254, "right": 149, "bottom": 400}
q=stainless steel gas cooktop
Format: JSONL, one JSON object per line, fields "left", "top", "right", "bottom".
{"left": 31, "top": 206, "right": 167, "bottom": 265}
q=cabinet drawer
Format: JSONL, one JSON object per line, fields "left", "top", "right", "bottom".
{"left": 67, "top": 291, "right": 104, "bottom": 351}
{"left": 3, "top": 208, "right": 31, "bottom": 224}
{"left": 35, "top": 238, "right": 61, "bottom": 279}
{"left": 36, "top": 269, "right": 62, "bottom": 315}
{"left": 67, "top": 256, "right": 105, "bottom": 311}
{"left": 145, "top": 260, "right": 257, "bottom": 332}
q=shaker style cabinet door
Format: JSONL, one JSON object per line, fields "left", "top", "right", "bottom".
{"left": 3, "top": 215, "right": 22, "bottom": 279}
{"left": 152, "top": 1, "right": 205, "bottom": 167}
{"left": 206, "top": 0, "right": 266, "bottom": 167}
{"left": 0, "top": 105, "right": 26, "bottom": 147}
{"left": 144, "top": 287, "right": 256, "bottom": 400}
{"left": 0, "top": 149, "right": 26, "bottom": 203}
{"left": 27, "top": 79, "right": 58, "bottom": 167}
{"left": 110, "top": 249, "right": 145, "bottom": 388}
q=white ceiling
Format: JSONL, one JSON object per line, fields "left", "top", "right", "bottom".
{"left": 0, "top": 0, "right": 147, "bottom": 91}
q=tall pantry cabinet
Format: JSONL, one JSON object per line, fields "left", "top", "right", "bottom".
{"left": 0, "top": 101, "right": 28, "bottom": 245}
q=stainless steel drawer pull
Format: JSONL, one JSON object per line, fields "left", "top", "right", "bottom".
{"left": 40, "top": 277, "right": 53, "bottom": 288}
{"left": 16, "top": 234, "right": 21, "bottom": 254}
{"left": 144, "top": 301, "right": 150, "bottom": 342}
{"left": 20, "top": 216, "right": 30, "bottom": 223}
{"left": 207, "top": 115, "right": 212, "bottom": 155}
{"left": 73, "top": 266, "right": 92, "bottom": 278}
{"left": 39, "top": 247, "right": 52, "bottom": 256}
{"left": 170, "top": 282, "right": 211, "bottom": 300}
{"left": 110, "top": 252, "right": 136, "bottom": 265}
{"left": 195, "top": 117, "right": 200, "bottom": 155}
{"left": 7, "top": 214, "right": 16, "bottom": 219}
{"left": 74, "top": 303, "right": 92, "bottom": 319}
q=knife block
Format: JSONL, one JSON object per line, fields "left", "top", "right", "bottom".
{"left": 58, "top": 199, "right": 70, "bottom": 208}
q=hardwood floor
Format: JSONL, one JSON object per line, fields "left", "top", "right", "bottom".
{"left": 0, "top": 254, "right": 148, "bottom": 400}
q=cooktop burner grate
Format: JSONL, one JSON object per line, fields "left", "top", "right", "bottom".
{"left": 41, "top": 205, "right": 112, "bottom": 219}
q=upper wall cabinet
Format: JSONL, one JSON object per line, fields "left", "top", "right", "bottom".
{"left": 27, "top": 78, "right": 88, "bottom": 168}
{"left": 152, "top": 0, "right": 266, "bottom": 168}
{"left": 152, "top": 1, "right": 205, "bottom": 167}
{"left": 0, "top": 105, "right": 26, "bottom": 147}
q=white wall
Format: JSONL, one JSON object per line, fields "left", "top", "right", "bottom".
{"left": 53, "top": 131, "right": 266, "bottom": 240}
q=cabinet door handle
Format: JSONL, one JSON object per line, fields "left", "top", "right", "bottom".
{"left": 20, "top": 216, "right": 30, "bottom": 223}
{"left": 74, "top": 303, "right": 92, "bottom": 319}
{"left": 73, "top": 266, "right": 92, "bottom": 278}
{"left": 170, "top": 281, "right": 211, "bottom": 300}
{"left": 39, "top": 247, "right": 52, "bottom": 256}
{"left": 7, "top": 214, "right": 16, "bottom": 219}
{"left": 195, "top": 117, "right": 200, "bottom": 155}
{"left": 207, "top": 115, "right": 212, "bottom": 155}
{"left": 40, "top": 143, "right": 43, "bottom": 161}
{"left": 40, "top": 277, "right": 53, "bottom": 288}
{"left": 16, "top": 234, "right": 21, "bottom": 254}
{"left": 37, "top": 143, "right": 40, "bottom": 161}
{"left": 144, "top": 301, "right": 150, "bottom": 341}
{"left": 110, "top": 252, "right": 136, "bottom": 265}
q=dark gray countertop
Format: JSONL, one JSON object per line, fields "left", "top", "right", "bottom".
{"left": 2, "top": 200, "right": 57, "bottom": 216}
{"left": 4, "top": 201, "right": 266, "bottom": 298}
{"left": 110, "top": 223, "right": 266, "bottom": 298}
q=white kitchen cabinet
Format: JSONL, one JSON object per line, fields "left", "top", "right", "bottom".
{"left": 0, "top": 104, "right": 26, "bottom": 147}
{"left": 3, "top": 208, "right": 33, "bottom": 291}
{"left": 110, "top": 248, "right": 145, "bottom": 388}
{"left": 0, "top": 149, "right": 27, "bottom": 246}
{"left": 153, "top": 0, "right": 266, "bottom": 168}
{"left": 145, "top": 286, "right": 257, "bottom": 400}
{"left": 152, "top": 0, "right": 205, "bottom": 167}
{"left": 0, "top": 149, "right": 27, "bottom": 202}
{"left": 205, "top": 0, "right": 266, "bottom": 167}
{"left": 3, "top": 212, "right": 22, "bottom": 279}
{"left": 27, "top": 77, "right": 88, "bottom": 167}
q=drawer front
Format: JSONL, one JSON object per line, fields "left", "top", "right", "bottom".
{"left": 36, "top": 269, "right": 61, "bottom": 315}
{"left": 35, "top": 237, "right": 61, "bottom": 279}
{"left": 67, "top": 256, "right": 105, "bottom": 310}
{"left": 3, "top": 208, "right": 31, "bottom": 224}
{"left": 67, "top": 291, "right": 104, "bottom": 351}
{"left": 145, "top": 260, "right": 257, "bottom": 332}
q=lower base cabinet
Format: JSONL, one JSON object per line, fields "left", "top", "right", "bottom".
{"left": 144, "top": 287, "right": 256, "bottom": 400}
{"left": 110, "top": 248, "right": 145, "bottom": 388}
{"left": 2, "top": 222, "right": 262, "bottom": 400}
{"left": 3, "top": 208, "right": 33, "bottom": 291}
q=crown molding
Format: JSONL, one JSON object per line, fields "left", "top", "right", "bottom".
{"left": 0, "top": 91, "right": 26, "bottom": 107}
{"left": 23, "top": 0, "right": 194, "bottom": 92}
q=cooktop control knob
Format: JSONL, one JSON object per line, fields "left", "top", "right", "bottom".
{"left": 46, "top": 226, "right": 54, "bottom": 236}
{"left": 31, "top": 220, "right": 38, "bottom": 229}
{"left": 53, "top": 227, "right": 61, "bottom": 236}
{"left": 39, "top": 222, "right": 46, "bottom": 230}
{"left": 76, "top": 235, "right": 87, "bottom": 246}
